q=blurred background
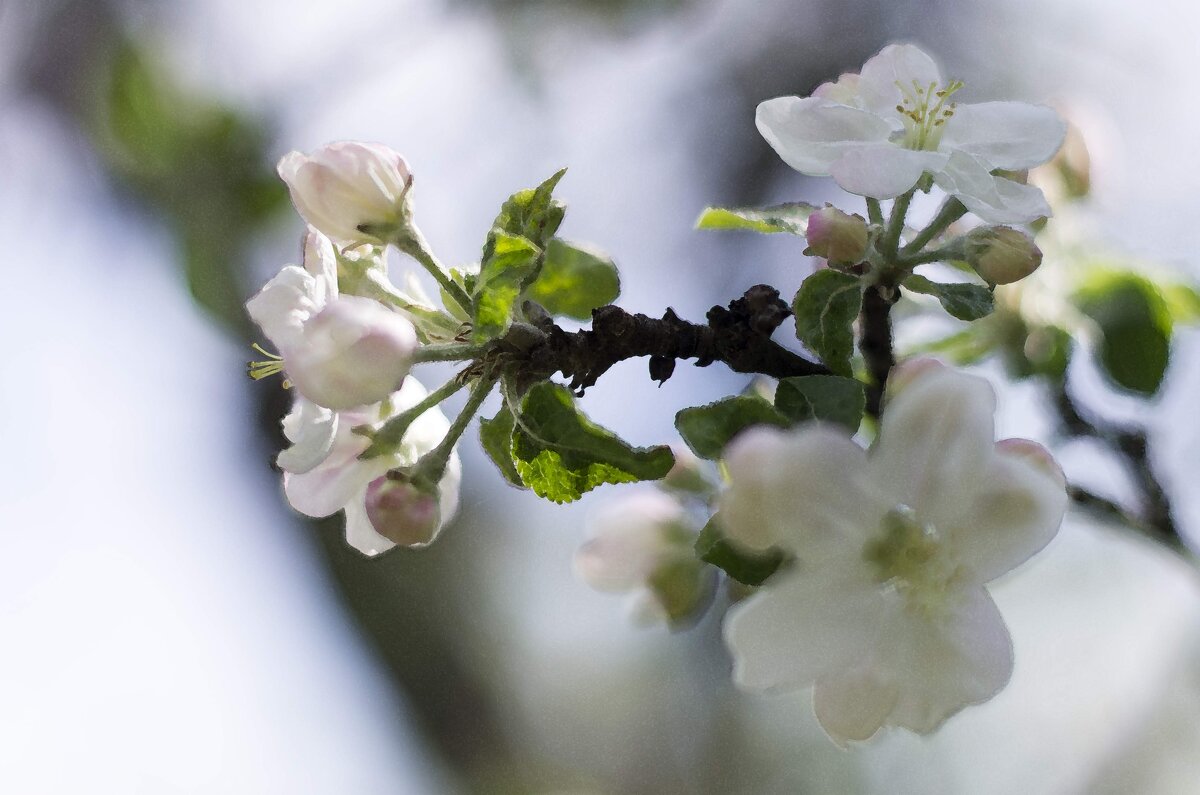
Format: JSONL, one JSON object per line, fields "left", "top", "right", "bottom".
{"left": 2, "top": 0, "right": 1199, "bottom": 792}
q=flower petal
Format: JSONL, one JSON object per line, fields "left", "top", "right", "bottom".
{"left": 756, "top": 97, "right": 893, "bottom": 176}
{"left": 870, "top": 366, "right": 996, "bottom": 524}
{"left": 343, "top": 492, "right": 397, "bottom": 557}
{"left": 941, "top": 101, "right": 1066, "bottom": 170}
{"left": 944, "top": 442, "right": 1068, "bottom": 583}
{"left": 303, "top": 228, "right": 339, "bottom": 302}
{"left": 245, "top": 265, "right": 321, "bottom": 348}
{"left": 721, "top": 425, "right": 888, "bottom": 556}
{"left": 724, "top": 567, "right": 884, "bottom": 691}
{"left": 856, "top": 43, "right": 943, "bottom": 117}
{"left": 813, "top": 665, "right": 899, "bottom": 745}
{"left": 879, "top": 586, "right": 1014, "bottom": 734}
{"left": 933, "top": 151, "right": 1052, "bottom": 223}
{"left": 829, "top": 144, "right": 948, "bottom": 198}
{"left": 276, "top": 397, "right": 339, "bottom": 474}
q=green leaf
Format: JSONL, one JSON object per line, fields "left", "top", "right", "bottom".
{"left": 1162, "top": 282, "right": 1200, "bottom": 323}
{"left": 792, "top": 269, "right": 862, "bottom": 376}
{"left": 524, "top": 238, "right": 620, "bottom": 320}
{"left": 774, "top": 375, "right": 865, "bottom": 431}
{"left": 695, "top": 202, "right": 817, "bottom": 235}
{"left": 479, "top": 408, "right": 526, "bottom": 488}
{"left": 473, "top": 232, "right": 540, "bottom": 340}
{"left": 674, "top": 396, "right": 790, "bottom": 460}
{"left": 489, "top": 169, "right": 567, "bottom": 251}
{"left": 695, "top": 516, "right": 785, "bottom": 587}
{"left": 903, "top": 273, "right": 995, "bottom": 321}
{"left": 1075, "top": 272, "right": 1172, "bottom": 395}
{"left": 512, "top": 384, "right": 675, "bottom": 503}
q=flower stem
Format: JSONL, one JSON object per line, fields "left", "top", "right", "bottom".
{"left": 901, "top": 197, "right": 967, "bottom": 256}
{"left": 360, "top": 377, "right": 468, "bottom": 459}
{"left": 400, "top": 227, "right": 474, "bottom": 317}
{"left": 881, "top": 190, "right": 915, "bottom": 262}
{"left": 411, "top": 376, "right": 497, "bottom": 485}
{"left": 866, "top": 198, "right": 884, "bottom": 227}
{"left": 414, "top": 342, "right": 489, "bottom": 363}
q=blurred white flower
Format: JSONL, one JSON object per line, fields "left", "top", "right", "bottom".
{"left": 720, "top": 363, "right": 1067, "bottom": 743}
{"left": 246, "top": 228, "right": 419, "bottom": 411}
{"left": 282, "top": 378, "right": 461, "bottom": 557}
{"left": 575, "top": 491, "right": 712, "bottom": 627}
{"left": 277, "top": 141, "right": 413, "bottom": 245}
{"left": 756, "top": 43, "right": 1065, "bottom": 223}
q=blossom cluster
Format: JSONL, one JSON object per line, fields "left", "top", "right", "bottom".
{"left": 247, "top": 142, "right": 462, "bottom": 556}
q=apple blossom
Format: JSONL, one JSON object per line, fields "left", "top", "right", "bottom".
{"left": 719, "top": 364, "right": 1067, "bottom": 743}
{"left": 756, "top": 44, "right": 1065, "bottom": 223}
{"left": 246, "top": 228, "right": 420, "bottom": 411}
{"left": 281, "top": 377, "right": 461, "bottom": 556}
{"left": 277, "top": 141, "right": 414, "bottom": 245}
{"left": 575, "top": 491, "right": 712, "bottom": 626}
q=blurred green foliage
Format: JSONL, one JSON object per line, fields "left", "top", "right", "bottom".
{"left": 89, "top": 42, "right": 288, "bottom": 332}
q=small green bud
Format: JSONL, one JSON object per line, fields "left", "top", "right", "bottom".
{"left": 804, "top": 205, "right": 870, "bottom": 265}
{"left": 964, "top": 226, "right": 1042, "bottom": 285}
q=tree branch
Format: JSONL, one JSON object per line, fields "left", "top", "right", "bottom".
{"left": 506, "top": 285, "right": 830, "bottom": 394}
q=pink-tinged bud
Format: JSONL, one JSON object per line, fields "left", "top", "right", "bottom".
{"left": 805, "top": 205, "right": 869, "bottom": 265}
{"left": 364, "top": 476, "right": 442, "bottom": 547}
{"left": 277, "top": 141, "right": 413, "bottom": 244}
{"left": 885, "top": 356, "right": 946, "bottom": 402}
{"left": 285, "top": 295, "right": 418, "bottom": 410}
{"left": 995, "top": 438, "right": 1066, "bottom": 489}
{"left": 964, "top": 226, "right": 1042, "bottom": 285}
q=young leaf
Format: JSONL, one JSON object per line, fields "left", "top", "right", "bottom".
{"left": 479, "top": 407, "right": 526, "bottom": 488}
{"left": 524, "top": 238, "right": 620, "bottom": 320}
{"left": 489, "top": 168, "right": 567, "bottom": 250}
{"left": 695, "top": 516, "right": 785, "bottom": 587}
{"left": 1074, "top": 272, "right": 1172, "bottom": 396}
{"left": 695, "top": 202, "right": 817, "bottom": 235}
{"left": 792, "top": 269, "right": 862, "bottom": 376}
{"left": 903, "top": 273, "right": 995, "bottom": 321}
{"left": 473, "top": 231, "right": 540, "bottom": 340}
{"left": 512, "top": 384, "right": 675, "bottom": 503}
{"left": 675, "top": 396, "right": 790, "bottom": 460}
{"left": 774, "top": 375, "right": 865, "bottom": 431}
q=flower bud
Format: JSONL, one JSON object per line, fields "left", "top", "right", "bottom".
{"left": 364, "top": 476, "right": 442, "bottom": 547}
{"left": 964, "top": 226, "right": 1042, "bottom": 285}
{"left": 277, "top": 141, "right": 414, "bottom": 245}
{"left": 285, "top": 295, "right": 418, "bottom": 410}
{"left": 575, "top": 492, "right": 711, "bottom": 626}
{"left": 804, "top": 206, "right": 869, "bottom": 265}
{"left": 660, "top": 445, "right": 713, "bottom": 495}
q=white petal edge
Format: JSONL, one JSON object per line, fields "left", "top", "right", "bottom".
{"left": 879, "top": 586, "right": 1014, "bottom": 734}
{"left": 830, "top": 145, "right": 947, "bottom": 199}
{"left": 724, "top": 567, "right": 884, "bottom": 691}
{"left": 721, "top": 425, "right": 888, "bottom": 556}
{"left": 934, "top": 151, "right": 1052, "bottom": 223}
{"left": 813, "top": 664, "right": 899, "bottom": 746}
{"left": 941, "top": 101, "right": 1066, "bottom": 170}
{"left": 276, "top": 397, "right": 339, "bottom": 474}
{"left": 946, "top": 442, "right": 1068, "bottom": 583}
{"left": 856, "top": 43, "right": 943, "bottom": 118}
{"left": 756, "top": 97, "right": 893, "bottom": 176}
{"left": 870, "top": 366, "right": 997, "bottom": 526}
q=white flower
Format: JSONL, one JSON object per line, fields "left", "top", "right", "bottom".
{"left": 246, "top": 228, "right": 419, "bottom": 411}
{"left": 281, "top": 377, "right": 461, "bottom": 557}
{"left": 575, "top": 491, "right": 712, "bottom": 626}
{"left": 719, "top": 363, "right": 1067, "bottom": 743}
{"left": 756, "top": 44, "right": 1066, "bottom": 224}
{"left": 277, "top": 141, "right": 413, "bottom": 245}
